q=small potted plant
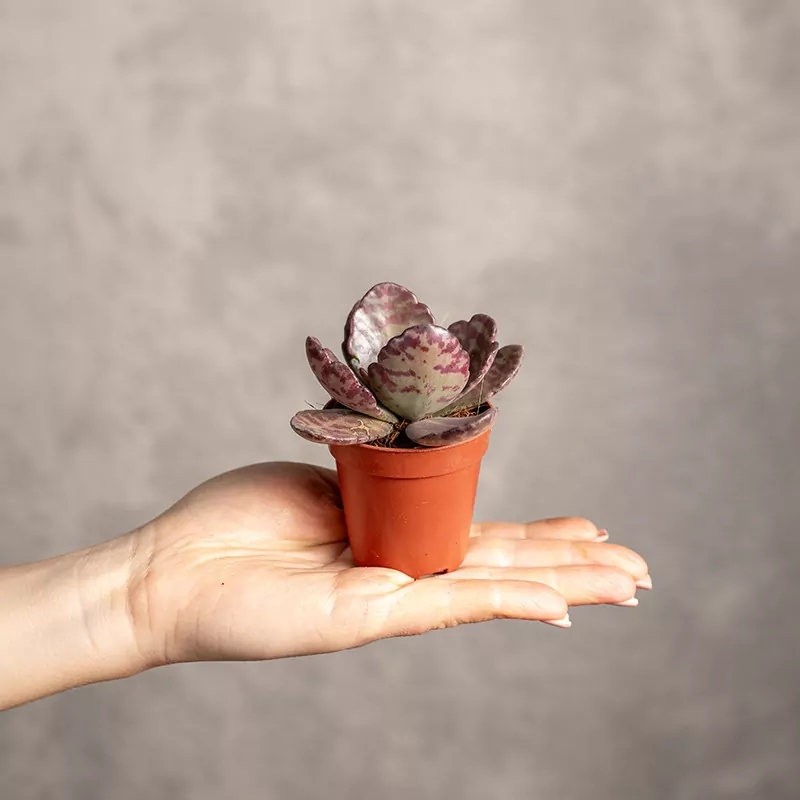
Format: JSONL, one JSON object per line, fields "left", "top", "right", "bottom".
{"left": 291, "top": 282, "right": 523, "bottom": 578}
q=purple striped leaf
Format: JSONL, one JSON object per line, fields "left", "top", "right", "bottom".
{"left": 305, "top": 337, "right": 397, "bottom": 422}
{"left": 343, "top": 282, "right": 435, "bottom": 378}
{"left": 406, "top": 405, "right": 498, "bottom": 447}
{"left": 437, "top": 344, "right": 524, "bottom": 415}
{"left": 367, "top": 324, "right": 470, "bottom": 421}
{"left": 290, "top": 409, "right": 394, "bottom": 445}
{"left": 447, "top": 313, "right": 499, "bottom": 394}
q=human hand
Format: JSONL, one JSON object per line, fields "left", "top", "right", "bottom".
{"left": 127, "top": 462, "right": 650, "bottom": 667}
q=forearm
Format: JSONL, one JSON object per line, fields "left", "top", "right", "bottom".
{"left": 0, "top": 534, "right": 148, "bottom": 710}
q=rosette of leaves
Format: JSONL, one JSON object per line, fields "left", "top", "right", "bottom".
{"left": 290, "top": 282, "right": 523, "bottom": 448}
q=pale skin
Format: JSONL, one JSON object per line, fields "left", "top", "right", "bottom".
{"left": 0, "top": 462, "right": 651, "bottom": 711}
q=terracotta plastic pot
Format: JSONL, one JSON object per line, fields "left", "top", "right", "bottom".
{"left": 328, "top": 426, "right": 491, "bottom": 578}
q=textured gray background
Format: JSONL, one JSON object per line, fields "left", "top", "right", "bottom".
{"left": 1, "top": 1, "right": 799, "bottom": 798}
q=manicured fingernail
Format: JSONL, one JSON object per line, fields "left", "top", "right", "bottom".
{"left": 636, "top": 575, "right": 653, "bottom": 590}
{"left": 544, "top": 614, "right": 572, "bottom": 628}
{"left": 613, "top": 597, "right": 639, "bottom": 607}
{"left": 594, "top": 529, "right": 609, "bottom": 542}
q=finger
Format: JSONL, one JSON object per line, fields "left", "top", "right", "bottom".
{"left": 463, "top": 538, "right": 649, "bottom": 582}
{"left": 376, "top": 578, "right": 571, "bottom": 639}
{"left": 448, "top": 565, "right": 637, "bottom": 606}
{"left": 471, "top": 517, "right": 606, "bottom": 542}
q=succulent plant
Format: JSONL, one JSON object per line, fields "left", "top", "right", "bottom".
{"left": 290, "top": 282, "right": 523, "bottom": 448}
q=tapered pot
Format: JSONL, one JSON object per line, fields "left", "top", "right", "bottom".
{"left": 328, "top": 426, "right": 491, "bottom": 578}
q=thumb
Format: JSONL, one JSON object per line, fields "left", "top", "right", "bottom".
{"left": 375, "top": 577, "right": 571, "bottom": 640}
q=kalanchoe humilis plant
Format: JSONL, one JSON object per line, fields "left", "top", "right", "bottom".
{"left": 290, "top": 282, "right": 524, "bottom": 448}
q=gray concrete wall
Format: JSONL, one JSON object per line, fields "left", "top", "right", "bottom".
{"left": 1, "top": 2, "right": 798, "bottom": 798}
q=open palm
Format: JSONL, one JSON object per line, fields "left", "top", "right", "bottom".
{"left": 128, "top": 462, "right": 648, "bottom": 667}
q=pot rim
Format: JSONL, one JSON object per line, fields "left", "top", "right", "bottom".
{"left": 325, "top": 400, "right": 496, "bottom": 455}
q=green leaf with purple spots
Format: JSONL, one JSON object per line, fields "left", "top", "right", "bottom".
{"left": 406, "top": 405, "right": 497, "bottom": 447}
{"left": 367, "top": 324, "right": 470, "bottom": 421}
{"left": 305, "top": 337, "right": 397, "bottom": 422}
{"left": 290, "top": 409, "right": 394, "bottom": 445}
{"left": 343, "top": 282, "right": 435, "bottom": 378}
{"left": 437, "top": 344, "right": 524, "bottom": 415}
{"left": 447, "top": 313, "right": 499, "bottom": 394}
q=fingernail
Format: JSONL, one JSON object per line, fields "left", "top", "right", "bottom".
{"left": 544, "top": 614, "right": 572, "bottom": 628}
{"left": 594, "top": 528, "right": 609, "bottom": 542}
{"left": 636, "top": 575, "right": 653, "bottom": 590}
{"left": 613, "top": 597, "right": 639, "bottom": 607}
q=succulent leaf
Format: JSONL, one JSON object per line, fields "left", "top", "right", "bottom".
{"left": 437, "top": 344, "right": 524, "bottom": 415}
{"left": 447, "top": 313, "right": 500, "bottom": 394}
{"left": 290, "top": 408, "right": 394, "bottom": 445}
{"left": 406, "top": 405, "right": 497, "bottom": 447}
{"left": 343, "top": 282, "right": 435, "bottom": 377}
{"left": 367, "top": 324, "right": 470, "bottom": 421}
{"left": 305, "top": 336, "right": 397, "bottom": 422}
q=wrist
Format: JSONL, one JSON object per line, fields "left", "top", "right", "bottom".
{"left": 0, "top": 532, "right": 151, "bottom": 710}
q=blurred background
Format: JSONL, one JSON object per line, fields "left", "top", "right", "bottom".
{"left": 1, "top": 1, "right": 799, "bottom": 798}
